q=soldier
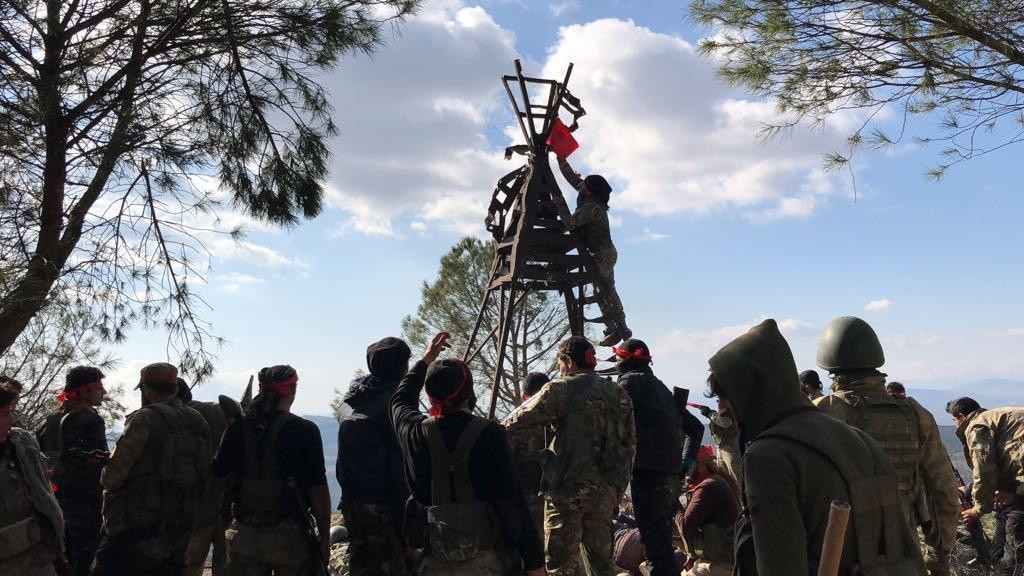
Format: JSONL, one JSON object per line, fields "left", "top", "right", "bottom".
{"left": 553, "top": 157, "right": 630, "bottom": 346}
{"left": 389, "top": 332, "right": 544, "bottom": 575}
{"left": 212, "top": 365, "right": 332, "bottom": 576}
{"left": 814, "top": 316, "right": 959, "bottom": 575}
{"left": 676, "top": 445, "right": 738, "bottom": 576}
{"left": 886, "top": 381, "right": 907, "bottom": 399}
{"left": 90, "top": 363, "right": 210, "bottom": 576}
{"left": 946, "top": 397, "right": 1024, "bottom": 572}
{"left": 175, "top": 378, "right": 228, "bottom": 576}
{"left": 504, "top": 371, "right": 551, "bottom": 537}
{"left": 337, "top": 337, "right": 412, "bottom": 576}
{"left": 506, "top": 336, "right": 636, "bottom": 576}
{"left": 691, "top": 403, "right": 742, "bottom": 487}
{"left": 798, "top": 369, "right": 824, "bottom": 401}
{"left": 612, "top": 339, "right": 680, "bottom": 576}
{"left": 36, "top": 366, "right": 108, "bottom": 576}
{"left": 707, "top": 319, "right": 924, "bottom": 575}
{"left": 0, "top": 376, "right": 66, "bottom": 576}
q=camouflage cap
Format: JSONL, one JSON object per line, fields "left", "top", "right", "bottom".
{"left": 137, "top": 362, "right": 179, "bottom": 390}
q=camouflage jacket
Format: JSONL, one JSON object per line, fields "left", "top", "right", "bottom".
{"left": 815, "top": 375, "right": 959, "bottom": 553}
{"left": 502, "top": 403, "right": 546, "bottom": 497}
{"left": 505, "top": 372, "right": 635, "bottom": 496}
{"left": 957, "top": 407, "right": 1024, "bottom": 513}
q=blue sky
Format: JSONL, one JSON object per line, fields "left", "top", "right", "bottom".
{"left": 111, "top": 0, "right": 1024, "bottom": 414}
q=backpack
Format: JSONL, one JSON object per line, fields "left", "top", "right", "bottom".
{"left": 422, "top": 417, "right": 499, "bottom": 563}
{"left": 235, "top": 412, "right": 301, "bottom": 524}
{"left": 146, "top": 403, "right": 209, "bottom": 524}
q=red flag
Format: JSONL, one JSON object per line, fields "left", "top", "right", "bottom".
{"left": 546, "top": 117, "right": 579, "bottom": 159}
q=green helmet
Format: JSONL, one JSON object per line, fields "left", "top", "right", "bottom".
{"left": 816, "top": 316, "right": 885, "bottom": 372}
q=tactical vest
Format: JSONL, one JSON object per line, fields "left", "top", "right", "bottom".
{"left": 542, "top": 374, "right": 631, "bottom": 495}
{"left": 832, "top": 392, "right": 921, "bottom": 500}
{"left": 751, "top": 420, "right": 922, "bottom": 575}
{"left": 234, "top": 412, "right": 302, "bottom": 525}
{"left": 103, "top": 403, "right": 208, "bottom": 536}
{"left": 423, "top": 417, "right": 498, "bottom": 563}
{"left": 682, "top": 475, "right": 734, "bottom": 566}
{"left": 36, "top": 409, "right": 103, "bottom": 503}
{"left": 0, "top": 449, "right": 42, "bottom": 561}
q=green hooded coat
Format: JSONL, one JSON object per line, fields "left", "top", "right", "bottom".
{"left": 708, "top": 319, "right": 925, "bottom": 576}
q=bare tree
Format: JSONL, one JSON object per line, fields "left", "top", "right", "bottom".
{"left": 402, "top": 237, "right": 572, "bottom": 419}
{"left": 0, "top": 297, "right": 125, "bottom": 431}
{"left": 690, "top": 0, "right": 1024, "bottom": 178}
{"left": 0, "top": 0, "right": 420, "bottom": 381}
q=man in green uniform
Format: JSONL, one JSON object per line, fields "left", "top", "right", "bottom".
{"left": 798, "top": 370, "right": 824, "bottom": 401}
{"left": 814, "top": 316, "right": 959, "bottom": 575}
{"left": 946, "top": 397, "right": 1024, "bottom": 573}
{"left": 506, "top": 336, "right": 636, "bottom": 575}
{"left": 504, "top": 371, "right": 551, "bottom": 537}
{"left": 707, "top": 319, "right": 924, "bottom": 576}
{"left": 36, "top": 366, "right": 108, "bottom": 576}
{"left": 176, "top": 378, "right": 228, "bottom": 576}
{"left": 90, "top": 363, "right": 211, "bottom": 576}
{"left": 0, "top": 376, "right": 66, "bottom": 576}
{"left": 554, "top": 157, "right": 630, "bottom": 347}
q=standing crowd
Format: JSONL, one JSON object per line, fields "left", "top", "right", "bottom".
{"left": 1, "top": 315, "right": 1023, "bottom": 576}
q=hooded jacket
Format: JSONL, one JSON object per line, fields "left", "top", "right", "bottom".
{"left": 708, "top": 319, "right": 924, "bottom": 576}
{"left": 617, "top": 364, "right": 682, "bottom": 475}
{"left": 337, "top": 339, "right": 410, "bottom": 508}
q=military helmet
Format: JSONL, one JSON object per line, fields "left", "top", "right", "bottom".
{"left": 330, "top": 524, "right": 348, "bottom": 544}
{"left": 816, "top": 316, "right": 885, "bottom": 372}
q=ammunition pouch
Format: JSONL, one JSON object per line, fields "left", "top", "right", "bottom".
{"left": 425, "top": 501, "right": 498, "bottom": 564}
{"left": 422, "top": 416, "right": 499, "bottom": 564}
{"left": 0, "top": 516, "right": 43, "bottom": 560}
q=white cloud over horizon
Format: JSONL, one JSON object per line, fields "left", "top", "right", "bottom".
{"left": 865, "top": 298, "right": 892, "bottom": 311}
{"left": 318, "top": 4, "right": 857, "bottom": 237}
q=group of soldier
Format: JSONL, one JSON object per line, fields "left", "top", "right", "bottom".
{"left": 1, "top": 313, "right": 1023, "bottom": 576}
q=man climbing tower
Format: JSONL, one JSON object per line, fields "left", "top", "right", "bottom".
{"left": 553, "top": 155, "right": 631, "bottom": 346}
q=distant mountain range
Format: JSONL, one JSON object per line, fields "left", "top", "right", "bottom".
{"left": 307, "top": 378, "right": 1024, "bottom": 503}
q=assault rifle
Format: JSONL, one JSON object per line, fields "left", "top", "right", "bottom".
{"left": 287, "top": 477, "right": 328, "bottom": 576}
{"left": 951, "top": 455, "right": 992, "bottom": 567}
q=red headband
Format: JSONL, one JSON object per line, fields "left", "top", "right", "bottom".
{"left": 428, "top": 361, "right": 471, "bottom": 419}
{"left": 696, "top": 444, "right": 715, "bottom": 462}
{"left": 259, "top": 374, "right": 299, "bottom": 395}
{"left": 57, "top": 380, "right": 104, "bottom": 404}
{"left": 612, "top": 346, "right": 652, "bottom": 363}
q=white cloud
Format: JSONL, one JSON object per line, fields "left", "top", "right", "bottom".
{"left": 321, "top": 1, "right": 518, "bottom": 235}
{"left": 657, "top": 316, "right": 812, "bottom": 358}
{"left": 216, "top": 272, "right": 265, "bottom": 293}
{"left": 542, "top": 19, "right": 853, "bottom": 221}
{"left": 865, "top": 298, "right": 892, "bottom": 311}
{"left": 984, "top": 328, "right": 1024, "bottom": 339}
{"left": 628, "top": 227, "right": 669, "bottom": 243}
{"left": 549, "top": 1, "right": 579, "bottom": 17}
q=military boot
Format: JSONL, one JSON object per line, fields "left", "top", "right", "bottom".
{"left": 599, "top": 321, "right": 632, "bottom": 347}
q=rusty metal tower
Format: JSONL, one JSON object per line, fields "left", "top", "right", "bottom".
{"left": 464, "top": 60, "right": 613, "bottom": 418}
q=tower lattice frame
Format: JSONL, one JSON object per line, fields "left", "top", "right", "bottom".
{"left": 464, "top": 60, "right": 614, "bottom": 418}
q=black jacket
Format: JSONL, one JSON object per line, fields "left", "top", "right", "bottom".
{"left": 337, "top": 373, "right": 409, "bottom": 509}
{"left": 390, "top": 361, "right": 544, "bottom": 571}
{"left": 618, "top": 366, "right": 684, "bottom": 475}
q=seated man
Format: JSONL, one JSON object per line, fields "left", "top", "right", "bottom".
{"left": 676, "top": 446, "right": 738, "bottom": 576}
{"left": 553, "top": 156, "right": 630, "bottom": 346}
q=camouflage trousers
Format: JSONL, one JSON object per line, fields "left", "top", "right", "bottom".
{"left": 416, "top": 549, "right": 503, "bottom": 576}
{"left": 184, "top": 518, "right": 227, "bottom": 576}
{"left": 0, "top": 542, "right": 57, "bottom": 576}
{"left": 224, "top": 520, "right": 314, "bottom": 576}
{"left": 341, "top": 501, "right": 408, "bottom": 576}
{"left": 681, "top": 561, "right": 731, "bottom": 576}
{"left": 591, "top": 250, "right": 624, "bottom": 325}
{"left": 546, "top": 483, "right": 619, "bottom": 576}
{"left": 88, "top": 524, "right": 190, "bottom": 576}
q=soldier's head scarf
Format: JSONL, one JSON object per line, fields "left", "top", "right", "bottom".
{"left": 425, "top": 359, "right": 475, "bottom": 418}
{"left": 257, "top": 365, "right": 299, "bottom": 396}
